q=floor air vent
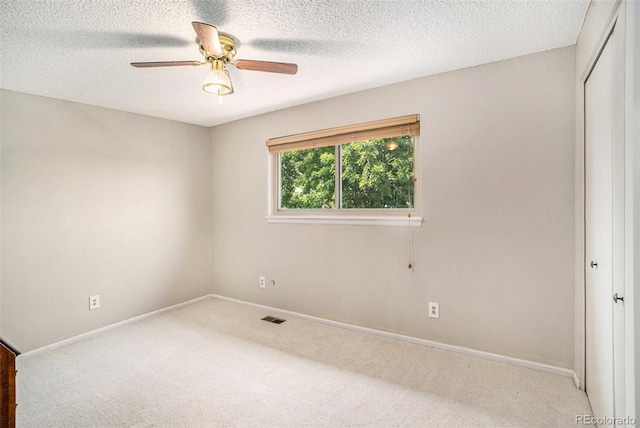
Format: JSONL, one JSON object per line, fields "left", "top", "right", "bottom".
{"left": 261, "top": 316, "right": 286, "bottom": 324}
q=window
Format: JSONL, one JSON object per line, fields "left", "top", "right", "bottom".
{"left": 267, "top": 115, "right": 422, "bottom": 226}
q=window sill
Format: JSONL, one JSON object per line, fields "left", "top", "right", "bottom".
{"left": 266, "top": 215, "right": 423, "bottom": 227}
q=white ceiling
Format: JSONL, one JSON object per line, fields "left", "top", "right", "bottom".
{"left": 0, "top": 0, "right": 589, "bottom": 127}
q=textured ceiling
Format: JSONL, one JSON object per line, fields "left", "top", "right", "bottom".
{"left": 0, "top": 0, "right": 589, "bottom": 127}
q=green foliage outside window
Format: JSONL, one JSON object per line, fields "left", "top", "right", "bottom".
{"left": 280, "top": 136, "right": 414, "bottom": 210}
{"left": 280, "top": 146, "right": 336, "bottom": 209}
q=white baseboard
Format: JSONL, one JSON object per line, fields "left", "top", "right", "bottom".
{"left": 18, "top": 295, "right": 212, "bottom": 359}
{"left": 573, "top": 371, "right": 581, "bottom": 389}
{"left": 19, "top": 292, "right": 579, "bottom": 386}
{"left": 209, "top": 294, "right": 579, "bottom": 383}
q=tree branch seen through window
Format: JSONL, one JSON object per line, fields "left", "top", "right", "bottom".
{"left": 280, "top": 136, "right": 414, "bottom": 210}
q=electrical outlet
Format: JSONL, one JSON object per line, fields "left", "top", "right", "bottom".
{"left": 259, "top": 276, "right": 266, "bottom": 288}
{"left": 89, "top": 295, "right": 100, "bottom": 310}
{"left": 429, "top": 302, "right": 439, "bottom": 319}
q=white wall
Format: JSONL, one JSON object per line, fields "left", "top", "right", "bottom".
{"left": 0, "top": 91, "right": 213, "bottom": 352}
{"left": 0, "top": 89, "right": 2, "bottom": 338}
{"left": 210, "top": 46, "right": 576, "bottom": 368}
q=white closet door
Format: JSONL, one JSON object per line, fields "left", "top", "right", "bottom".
{"left": 584, "top": 34, "right": 615, "bottom": 421}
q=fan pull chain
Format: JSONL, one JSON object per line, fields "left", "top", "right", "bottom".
{"left": 408, "top": 213, "right": 414, "bottom": 269}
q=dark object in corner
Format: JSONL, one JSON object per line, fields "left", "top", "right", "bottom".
{"left": 1, "top": 337, "right": 19, "bottom": 428}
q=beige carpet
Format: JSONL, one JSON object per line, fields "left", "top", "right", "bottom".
{"left": 16, "top": 297, "right": 592, "bottom": 427}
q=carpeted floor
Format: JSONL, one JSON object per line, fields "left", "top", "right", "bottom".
{"left": 16, "top": 297, "right": 592, "bottom": 427}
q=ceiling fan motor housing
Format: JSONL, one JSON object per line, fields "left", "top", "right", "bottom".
{"left": 200, "top": 33, "right": 237, "bottom": 64}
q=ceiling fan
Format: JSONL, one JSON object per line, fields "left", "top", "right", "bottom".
{"left": 131, "top": 22, "right": 298, "bottom": 96}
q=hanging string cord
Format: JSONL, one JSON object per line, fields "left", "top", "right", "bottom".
{"left": 408, "top": 213, "right": 413, "bottom": 269}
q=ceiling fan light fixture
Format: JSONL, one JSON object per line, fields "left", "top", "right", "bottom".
{"left": 202, "top": 61, "right": 233, "bottom": 95}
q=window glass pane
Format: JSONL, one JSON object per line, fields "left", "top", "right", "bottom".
{"left": 341, "top": 136, "right": 414, "bottom": 209}
{"left": 280, "top": 146, "right": 336, "bottom": 209}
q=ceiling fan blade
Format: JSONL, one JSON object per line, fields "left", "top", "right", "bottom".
{"left": 234, "top": 59, "right": 298, "bottom": 75}
{"left": 192, "top": 21, "right": 222, "bottom": 56}
{"left": 131, "top": 61, "right": 206, "bottom": 68}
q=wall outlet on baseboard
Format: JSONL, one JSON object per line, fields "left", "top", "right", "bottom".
{"left": 259, "top": 276, "right": 266, "bottom": 288}
{"left": 429, "top": 302, "right": 439, "bottom": 319}
{"left": 89, "top": 295, "right": 100, "bottom": 310}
